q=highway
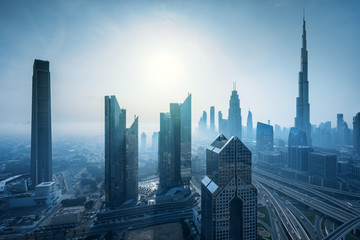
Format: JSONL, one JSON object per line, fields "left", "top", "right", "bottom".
{"left": 254, "top": 175, "right": 356, "bottom": 223}
{"left": 323, "top": 215, "right": 360, "bottom": 240}
{"left": 255, "top": 180, "right": 309, "bottom": 240}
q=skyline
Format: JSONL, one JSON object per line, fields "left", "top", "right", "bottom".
{"left": 1, "top": 1, "right": 360, "bottom": 136}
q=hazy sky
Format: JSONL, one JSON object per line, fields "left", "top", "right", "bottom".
{"left": 0, "top": 0, "right": 359, "bottom": 136}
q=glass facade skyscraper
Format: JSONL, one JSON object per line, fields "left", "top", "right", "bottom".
{"left": 31, "top": 59, "right": 52, "bottom": 188}
{"left": 201, "top": 135, "right": 257, "bottom": 240}
{"left": 295, "top": 17, "right": 312, "bottom": 146}
{"left": 159, "top": 94, "right": 191, "bottom": 190}
{"left": 256, "top": 122, "right": 273, "bottom": 151}
{"left": 105, "top": 96, "right": 138, "bottom": 208}
{"left": 228, "top": 87, "right": 242, "bottom": 139}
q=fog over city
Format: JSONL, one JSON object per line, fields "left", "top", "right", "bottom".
{"left": 1, "top": 0, "right": 359, "bottom": 137}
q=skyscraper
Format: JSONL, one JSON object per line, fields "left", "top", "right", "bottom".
{"left": 256, "top": 122, "right": 274, "bottom": 151}
{"left": 198, "top": 110, "right": 207, "bottom": 133}
{"left": 228, "top": 84, "right": 242, "bottom": 139}
{"left": 294, "top": 16, "right": 312, "bottom": 146}
{"left": 31, "top": 59, "right": 52, "bottom": 188}
{"left": 201, "top": 135, "right": 257, "bottom": 240}
{"left": 105, "top": 96, "right": 138, "bottom": 208}
{"left": 159, "top": 94, "right": 191, "bottom": 190}
{"left": 354, "top": 113, "right": 360, "bottom": 156}
{"left": 141, "top": 132, "right": 147, "bottom": 152}
{"left": 247, "top": 110, "right": 253, "bottom": 140}
{"left": 152, "top": 132, "right": 159, "bottom": 153}
{"left": 210, "top": 106, "right": 215, "bottom": 132}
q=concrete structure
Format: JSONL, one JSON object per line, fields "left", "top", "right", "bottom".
{"left": 308, "top": 152, "right": 337, "bottom": 178}
{"left": 354, "top": 113, "right": 360, "bottom": 156}
{"left": 31, "top": 59, "right": 52, "bottom": 188}
{"left": 228, "top": 84, "right": 242, "bottom": 139}
{"left": 201, "top": 135, "right": 257, "bottom": 240}
{"left": 256, "top": 122, "right": 273, "bottom": 151}
{"left": 105, "top": 96, "right": 138, "bottom": 208}
{"left": 247, "top": 110, "right": 253, "bottom": 140}
{"left": 294, "top": 16, "right": 312, "bottom": 146}
{"left": 51, "top": 206, "right": 84, "bottom": 225}
{"left": 35, "top": 181, "right": 55, "bottom": 196}
{"left": 159, "top": 94, "right": 191, "bottom": 190}
{"left": 9, "top": 182, "right": 60, "bottom": 208}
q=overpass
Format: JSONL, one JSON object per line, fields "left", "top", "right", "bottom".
{"left": 323, "top": 216, "right": 360, "bottom": 240}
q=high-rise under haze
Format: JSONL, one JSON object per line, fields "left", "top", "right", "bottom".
{"left": 159, "top": 94, "right": 191, "bottom": 191}
{"left": 210, "top": 106, "right": 215, "bottom": 132}
{"left": 201, "top": 135, "right": 257, "bottom": 240}
{"left": 247, "top": 110, "right": 253, "bottom": 140}
{"left": 105, "top": 96, "right": 138, "bottom": 208}
{"left": 31, "top": 59, "right": 52, "bottom": 188}
{"left": 354, "top": 113, "right": 360, "bottom": 156}
{"left": 294, "top": 16, "right": 312, "bottom": 146}
{"left": 228, "top": 84, "right": 242, "bottom": 139}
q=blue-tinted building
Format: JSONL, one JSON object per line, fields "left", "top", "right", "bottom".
{"left": 256, "top": 122, "right": 273, "bottom": 151}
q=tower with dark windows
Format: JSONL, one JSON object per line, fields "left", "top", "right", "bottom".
{"left": 295, "top": 15, "right": 312, "bottom": 146}
{"left": 31, "top": 59, "right": 52, "bottom": 188}
{"left": 159, "top": 94, "right": 191, "bottom": 190}
{"left": 228, "top": 83, "right": 242, "bottom": 139}
{"left": 105, "top": 96, "right": 138, "bottom": 208}
{"left": 354, "top": 113, "right": 360, "bottom": 156}
{"left": 201, "top": 135, "right": 257, "bottom": 240}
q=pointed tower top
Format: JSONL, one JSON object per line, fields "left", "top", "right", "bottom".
{"left": 303, "top": 8, "right": 305, "bottom": 21}
{"left": 233, "top": 82, "right": 236, "bottom": 91}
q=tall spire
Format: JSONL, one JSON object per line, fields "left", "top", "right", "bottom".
{"left": 233, "top": 81, "right": 236, "bottom": 91}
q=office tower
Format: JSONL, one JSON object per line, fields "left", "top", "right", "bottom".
{"left": 201, "top": 135, "right": 257, "bottom": 240}
{"left": 210, "top": 106, "right": 215, "bottom": 132}
{"left": 31, "top": 59, "right": 52, "bottom": 188}
{"left": 228, "top": 84, "right": 242, "bottom": 139}
{"left": 288, "top": 127, "right": 307, "bottom": 147}
{"left": 308, "top": 152, "right": 337, "bottom": 178}
{"left": 105, "top": 96, "right": 138, "bottom": 208}
{"left": 256, "top": 122, "right": 273, "bottom": 151}
{"left": 247, "top": 110, "right": 253, "bottom": 140}
{"left": 288, "top": 146, "right": 312, "bottom": 171}
{"left": 218, "top": 111, "right": 223, "bottom": 134}
{"left": 141, "top": 132, "right": 147, "bottom": 152}
{"left": 152, "top": 132, "right": 159, "bottom": 153}
{"left": 337, "top": 114, "right": 344, "bottom": 145}
{"left": 159, "top": 94, "right": 191, "bottom": 190}
{"left": 294, "top": 16, "right": 312, "bottom": 146}
{"left": 198, "top": 110, "right": 207, "bottom": 133}
{"left": 180, "top": 94, "right": 192, "bottom": 186}
{"left": 354, "top": 113, "right": 360, "bottom": 155}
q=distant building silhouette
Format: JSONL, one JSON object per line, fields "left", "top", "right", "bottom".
{"left": 201, "top": 135, "right": 257, "bottom": 240}
{"left": 256, "top": 122, "right": 273, "bottom": 151}
{"left": 210, "top": 106, "right": 215, "bottom": 132}
{"left": 228, "top": 84, "right": 242, "bottom": 139}
{"left": 152, "top": 132, "right": 159, "bottom": 153}
{"left": 198, "top": 110, "right": 207, "bottom": 133}
{"left": 159, "top": 94, "right": 191, "bottom": 191}
{"left": 141, "top": 132, "right": 147, "bottom": 152}
{"left": 308, "top": 152, "right": 337, "bottom": 178}
{"left": 218, "top": 110, "right": 229, "bottom": 137}
{"left": 336, "top": 114, "right": 351, "bottom": 146}
{"left": 247, "top": 110, "right": 253, "bottom": 140}
{"left": 354, "top": 113, "right": 360, "bottom": 156}
{"left": 105, "top": 96, "right": 138, "bottom": 208}
{"left": 288, "top": 127, "right": 307, "bottom": 147}
{"left": 31, "top": 59, "right": 52, "bottom": 188}
{"left": 294, "top": 16, "right": 312, "bottom": 146}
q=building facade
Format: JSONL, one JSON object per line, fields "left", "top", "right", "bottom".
{"left": 105, "top": 96, "right": 138, "bottom": 208}
{"left": 201, "top": 135, "right": 257, "bottom": 240}
{"left": 228, "top": 86, "right": 242, "bottom": 139}
{"left": 247, "top": 110, "right": 253, "bottom": 140}
{"left": 353, "top": 113, "right": 360, "bottom": 155}
{"left": 294, "top": 17, "right": 312, "bottom": 146}
{"left": 31, "top": 59, "right": 52, "bottom": 188}
{"left": 210, "top": 106, "right": 215, "bottom": 132}
{"left": 159, "top": 94, "right": 191, "bottom": 190}
{"left": 256, "top": 122, "right": 273, "bottom": 151}
{"left": 308, "top": 152, "right": 337, "bottom": 178}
